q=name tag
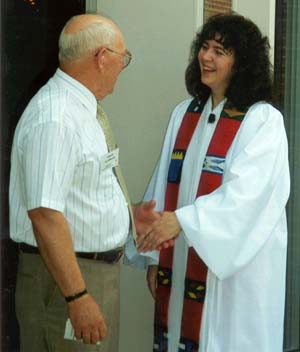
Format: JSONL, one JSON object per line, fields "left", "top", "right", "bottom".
{"left": 100, "top": 148, "right": 119, "bottom": 170}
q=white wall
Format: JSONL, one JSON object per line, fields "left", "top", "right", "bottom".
{"left": 86, "top": 1, "right": 204, "bottom": 351}
{"left": 232, "top": 0, "right": 276, "bottom": 63}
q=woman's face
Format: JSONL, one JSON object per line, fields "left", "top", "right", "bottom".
{"left": 198, "top": 38, "right": 235, "bottom": 98}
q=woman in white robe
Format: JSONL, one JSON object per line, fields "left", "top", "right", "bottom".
{"left": 132, "top": 13, "right": 290, "bottom": 352}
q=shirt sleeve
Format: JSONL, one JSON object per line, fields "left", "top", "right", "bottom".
{"left": 19, "top": 121, "right": 80, "bottom": 212}
{"left": 175, "top": 103, "right": 290, "bottom": 280}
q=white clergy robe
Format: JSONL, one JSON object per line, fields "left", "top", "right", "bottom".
{"left": 126, "top": 96, "right": 290, "bottom": 352}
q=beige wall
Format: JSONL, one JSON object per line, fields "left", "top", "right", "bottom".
{"left": 86, "top": 1, "right": 204, "bottom": 351}
{"left": 86, "top": 1, "right": 276, "bottom": 351}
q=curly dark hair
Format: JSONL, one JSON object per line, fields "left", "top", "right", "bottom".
{"left": 185, "top": 12, "right": 273, "bottom": 110}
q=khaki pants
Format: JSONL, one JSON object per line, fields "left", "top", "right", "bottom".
{"left": 16, "top": 252, "right": 120, "bottom": 352}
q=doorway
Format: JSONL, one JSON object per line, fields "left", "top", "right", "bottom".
{"left": 1, "top": 1, "right": 85, "bottom": 350}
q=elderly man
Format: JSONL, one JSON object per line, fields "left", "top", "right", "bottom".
{"left": 9, "top": 14, "right": 156, "bottom": 352}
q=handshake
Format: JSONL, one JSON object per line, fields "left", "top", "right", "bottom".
{"left": 133, "top": 200, "right": 182, "bottom": 252}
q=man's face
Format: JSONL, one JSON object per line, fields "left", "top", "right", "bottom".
{"left": 103, "top": 33, "right": 127, "bottom": 95}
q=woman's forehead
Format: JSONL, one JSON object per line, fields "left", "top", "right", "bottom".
{"left": 202, "top": 31, "right": 233, "bottom": 50}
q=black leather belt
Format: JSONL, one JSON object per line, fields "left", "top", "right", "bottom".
{"left": 19, "top": 243, "right": 123, "bottom": 264}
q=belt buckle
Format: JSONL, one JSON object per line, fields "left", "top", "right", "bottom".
{"left": 102, "top": 249, "right": 123, "bottom": 264}
{"left": 90, "top": 248, "right": 124, "bottom": 263}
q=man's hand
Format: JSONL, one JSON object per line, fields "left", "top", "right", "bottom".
{"left": 137, "top": 211, "right": 181, "bottom": 252}
{"left": 28, "top": 208, "right": 106, "bottom": 345}
{"left": 68, "top": 294, "right": 107, "bottom": 344}
{"left": 133, "top": 200, "right": 160, "bottom": 236}
{"left": 147, "top": 265, "right": 158, "bottom": 299}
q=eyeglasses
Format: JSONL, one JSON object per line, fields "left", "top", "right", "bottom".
{"left": 105, "top": 47, "right": 132, "bottom": 68}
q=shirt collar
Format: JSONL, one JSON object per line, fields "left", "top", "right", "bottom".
{"left": 53, "top": 68, "right": 97, "bottom": 116}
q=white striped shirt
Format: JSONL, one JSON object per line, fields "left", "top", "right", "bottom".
{"left": 9, "top": 69, "right": 130, "bottom": 252}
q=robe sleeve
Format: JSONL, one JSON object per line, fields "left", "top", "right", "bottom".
{"left": 175, "top": 102, "right": 290, "bottom": 280}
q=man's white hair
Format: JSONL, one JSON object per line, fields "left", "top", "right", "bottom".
{"left": 58, "top": 16, "right": 116, "bottom": 62}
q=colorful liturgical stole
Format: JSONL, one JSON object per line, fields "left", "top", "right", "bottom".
{"left": 153, "top": 98, "right": 247, "bottom": 352}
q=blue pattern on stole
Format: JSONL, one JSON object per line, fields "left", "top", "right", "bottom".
{"left": 203, "top": 154, "right": 225, "bottom": 175}
{"left": 167, "top": 149, "right": 186, "bottom": 184}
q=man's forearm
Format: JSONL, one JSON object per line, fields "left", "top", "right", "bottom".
{"left": 28, "top": 207, "right": 86, "bottom": 297}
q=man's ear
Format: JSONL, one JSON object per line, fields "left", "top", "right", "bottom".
{"left": 95, "top": 47, "right": 106, "bottom": 71}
